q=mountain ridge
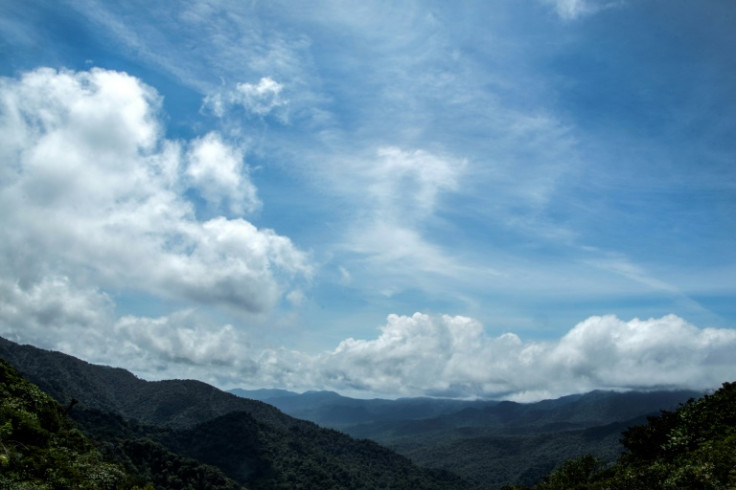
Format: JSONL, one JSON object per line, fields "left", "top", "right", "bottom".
{"left": 0, "top": 336, "right": 705, "bottom": 489}
{"left": 0, "top": 336, "right": 472, "bottom": 489}
{"left": 230, "top": 381, "right": 700, "bottom": 488}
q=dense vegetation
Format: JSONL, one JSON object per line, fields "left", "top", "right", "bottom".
{"left": 70, "top": 406, "right": 467, "bottom": 490}
{"left": 72, "top": 409, "right": 245, "bottom": 490}
{"left": 0, "top": 358, "right": 142, "bottom": 489}
{"left": 509, "top": 381, "right": 736, "bottom": 489}
{"left": 243, "top": 388, "right": 697, "bottom": 488}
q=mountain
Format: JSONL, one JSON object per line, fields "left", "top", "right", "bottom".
{"left": 1, "top": 334, "right": 704, "bottom": 489}
{"left": 0, "top": 337, "right": 471, "bottom": 489}
{"left": 234, "top": 385, "right": 699, "bottom": 488}
{"left": 230, "top": 388, "right": 300, "bottom": 400}
{"left": 0, "top": 357, "right": 139, "bottom": 488}
{"left": 511, "top": 381, "right": 736, "bottom": 489}
{"left": 231, "top": 388, "right": 496, "bottom": 428}
{"left": 0, "top": 337, "right": 297, "bottom": 430}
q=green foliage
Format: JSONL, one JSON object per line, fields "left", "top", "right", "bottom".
{"left": 76, "top": 408, "right": 469, "bottom": 490}
{"left": 0, "top": 358, "right": 138, "bottom": 489}
{"left": 68, "top": 409, "right": 247, "bottom": 489}
{"left": 516, "top": 382, "right": 736, "bottom": 490}
{"left": 534, "top": 454, "right": 601, "bottom": 490}
{"left": 310, "top": 387, "right": 696, "bottom": 488}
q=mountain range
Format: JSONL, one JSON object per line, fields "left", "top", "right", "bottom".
{"left": 0, "top": 336, "right": 468, "bottom": 489}
{"left": 231, "top": 386, "right": 700, "bottom": 487}
{"left": 0, "top": 336, "right": 701, "bottom": 489}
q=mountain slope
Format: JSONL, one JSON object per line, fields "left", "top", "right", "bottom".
{"left": 0, "top": 337, "right": 472, "bottom": 489}
{"left": 233, "top": 388, "right": 489, "bottom": 428}
{"left": 234, "top": 385, "right": 698, "bottom": 488}
{"left": 0, "top": 337, "right": 295, "bottom": 430}
{"left": 0, "top": 358, "right": 137, "bottom": 489}
{"left": 514, "top": 381, "right": 736, "bottom": 489}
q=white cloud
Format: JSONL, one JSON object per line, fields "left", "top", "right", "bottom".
{"left": 0, "top": 276, "right": 113, "bottom": 355}
{"left": 305, "top": 313, "right": 736, "bottom": 399}
{"left": 115, "top": 311, "right": 243, "bottom": 366}
{"left": 338, "top": 266, "right": 352, "bottom": 285}
{"left": 0, "top": 67, "right": 310, "bottom": 314}
{"left": 186, "top": 132, "right": 260, "bottom": 215}
{"left": 236, "top": 77, "right": 287, "bottom": 115}
{"left": 204, "top": 77, "right": 288, "bottom": 119}
{"left": 345, "top": 222, "right": 474, "bottom": 281}
{"left": 333, "top": 147, "right": 468, "bottom": 282}
{"left": 354, "top": 147, "right": 462, "bottom": 222}
{"left": 322, "top": 146, "right": 464, "bottom": 227}
{"left": 0, "top": 275, "right": 256, "bottom": 383}
{"left": 1, "top": 276, "right": 733, "bottom": 399}
{"left": 548, "top": 0, "right": 590, "bottom": 19}
{"left": 540, "top": 0, "right": 622, "bottom": 20}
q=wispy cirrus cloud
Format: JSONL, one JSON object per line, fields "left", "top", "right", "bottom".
{"left": 540, "top": 0, "right": 623, "bottom": 20}
{"left": 366, "top": 147, "right": 463, "bottom": 221}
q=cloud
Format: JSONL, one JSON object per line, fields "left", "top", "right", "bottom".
{"left": 0, "top": 67, "right": 310, "bottom": 314}
{"left": 546, "top": 0, "right": 590, "bottom": 19}
{"left": 540, "top": 0, "right": 622, "bottom": 20}
{"left": 0, "top": 275, "right": 256, "bottom": 384}
{"left": 308, "top": 313, "right": 736, "bottom": 400}
{"left": 319, "top": 146, "right": 487, "bottom": 303}
{"left": 235, "top": 77, "right": 287, "bottom": 116}
{"left": 333, "top": 146, "right": 467, "bottom": 274}
{"left": 1, "top": 276, "right": 733, "bottom": 399}
{"left": 204, "top": 77, "right": 288, "bottom": 119}
{"left": 366, "top": 147, "right": 463, "bottom": 221}
{"left": 0, "top": 277, "right": 113, "bottom": 356}
{"left": 185, "top": 132, "right": 260, "bottom": 215}
{"left": 115, "top": 311, "right": 244, "bottom": 366}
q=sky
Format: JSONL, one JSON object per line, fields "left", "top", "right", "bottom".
{"left": 0, "top": 0, "right": 735, "bottom": 401}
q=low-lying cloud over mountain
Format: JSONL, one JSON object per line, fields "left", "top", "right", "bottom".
{"left": 2, "top": 280, "right": 734, "bottom": 400}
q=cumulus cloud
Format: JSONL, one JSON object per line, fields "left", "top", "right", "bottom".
{"left": 204, "top": 77, "right": 287, "bottom": 119}
{"left": 0, "top": 67, "right": 310, "bottom": 314}
{"left": 1, "top": 278, "right": 733, "bottom": 399}
{"left": 306, "top": 313, "right": 736, "bottom": 400}
{"left": 115, "top": 311, "right": 243, "bottom": 366}
{"left": 186, "top": 132, "right": 260, "bottom": 215}
{"left": 0, "top": 277, "right": 113, "bottom": 356}
{"left": 157, "top": 312, "right": 733, "bottom": 400}
{"left": 0, "top": 275, "right": 256, "bottom": 384}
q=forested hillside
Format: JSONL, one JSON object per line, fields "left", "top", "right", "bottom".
{"left": 0, "top": 358, "right": 147, "bottom": 489}
{"left": 236, "top": 387, "right": 697, "bottom": 488}
{"left": 0, "top": 337, "right": 471, "bottom": 489}
{"left": 511, "top": 381, "right": 736, "bottom": 489}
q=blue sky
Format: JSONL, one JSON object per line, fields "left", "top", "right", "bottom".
{"left": 1, "top": 0, "right": 735, "bottom": 400}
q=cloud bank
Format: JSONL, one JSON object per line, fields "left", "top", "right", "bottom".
{"left": 307, "top": 313, "right": 736, "bottom": 400}
{"left": 2, "top": 281, "right": 734, "bottom": 400}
